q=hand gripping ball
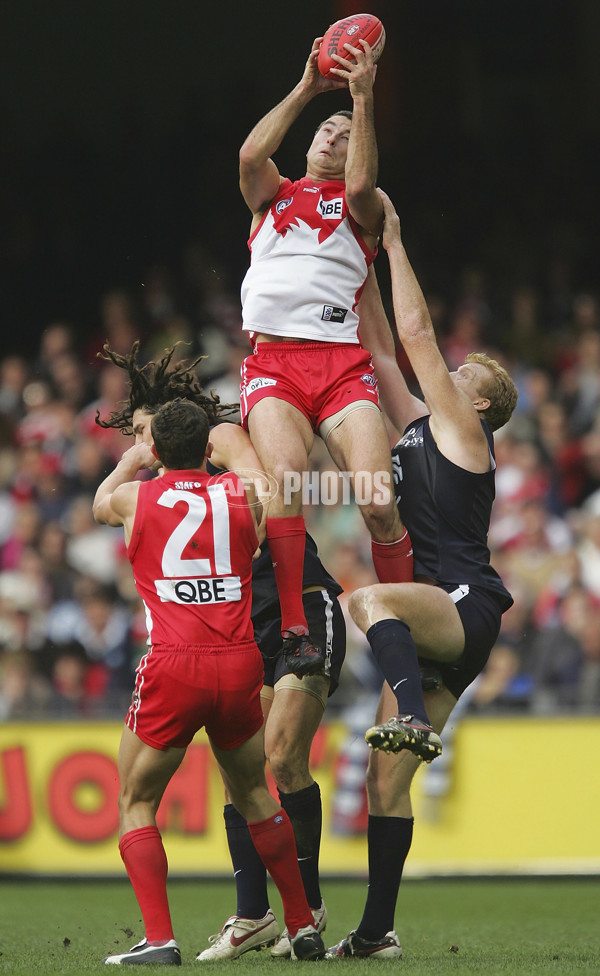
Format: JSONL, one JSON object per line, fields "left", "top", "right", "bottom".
{"left": 317, "top": 13, "right": 386, "bottom": 79}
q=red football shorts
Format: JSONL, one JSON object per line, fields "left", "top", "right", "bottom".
{"left": 239, "top": 341, "right": 380, "bottom": 431}
{"left": 125, "top": 641, "right": 264, "bottom": 751}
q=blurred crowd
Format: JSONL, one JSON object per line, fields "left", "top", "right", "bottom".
{"left": 1, "top": 254, "right": 600, "bottom": 722}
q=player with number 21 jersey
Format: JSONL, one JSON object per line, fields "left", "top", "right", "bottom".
{"left": 129, "top": 470, "right": 258, "bottom": 646}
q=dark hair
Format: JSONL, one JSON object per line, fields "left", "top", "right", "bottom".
{"left": 150, "top": 398, "right": 210, "bottom": 470}
{"left": 94, "top": 341, "right": 239, "bottom": 434}
{"left": 316, "top": 109, "right": 353, "bottom": 132}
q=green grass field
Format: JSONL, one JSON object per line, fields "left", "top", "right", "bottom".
{"left": 1, "top": 877, "right": 599, "bottom": 974}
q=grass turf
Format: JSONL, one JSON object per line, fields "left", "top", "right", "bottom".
{"left": 0, "top": 877, "right": 599, "bottom": 974}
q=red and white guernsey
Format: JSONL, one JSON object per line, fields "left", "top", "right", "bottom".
{"left": 241, "top": 177, "right": 376, "bottom": 344}
{"left": 127, "top": 469, "right": 258, "bottom": 647}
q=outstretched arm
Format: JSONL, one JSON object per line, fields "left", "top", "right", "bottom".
{"left": 331, "top": 40, "right": 383, "bottom": 241}
{"left": 239, "top": 36, "right": 344, "bottom": 220}
{"left": 358, "top": 265, "right": 425, "bottom": 438}
{"left": 377, "top": 188, "right": 490, "bottom": 465}
{"left": 209, "top": 422, "right": 267, "bottom": 539}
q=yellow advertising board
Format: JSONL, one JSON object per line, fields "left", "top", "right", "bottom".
{"left": 1, "top": 717, "right": 599, "bottom": 876}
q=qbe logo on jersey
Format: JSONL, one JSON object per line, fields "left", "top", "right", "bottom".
{"left": 318, "top": 196, "right": 343, "bottom": 220}
{"left": 155, "top": 576, "right": 242, "bottom": 605}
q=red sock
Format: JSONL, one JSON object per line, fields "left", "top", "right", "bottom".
{"left": 371, "top": 530, "right": 414, "bottom": 584}
{"left": 119, "top": 826, "right": 174, "bottom": 943}
{"left": 266, "top": 516, "right": 308, "bottom": 633}
{"left": 248, "top": 810, "right": 313, "bottom": 938}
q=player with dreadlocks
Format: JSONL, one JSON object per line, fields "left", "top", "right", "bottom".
{"left": 95, "top": 341, "right": 345, "bottom": 960}
{"left": 95, "top": 340, "right": 239, "bottom": 433}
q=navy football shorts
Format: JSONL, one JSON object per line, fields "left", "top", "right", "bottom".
{"left": 419, "top": 582, "right": 509, "bottom": 700}
{"left": 253, "top": 588, "right": 346, "bottom": 696}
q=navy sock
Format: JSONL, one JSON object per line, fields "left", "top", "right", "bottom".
{"left": 356, "top": 815, "right": 414, "bottom": 941}
{"left": 367, "top": 619, "right": 429, "bottom": 725}
{"left": 223, "top": 803, "right": 269, "bottom": 919}
{"left": 278, "top": 782, "right": 322, "bottom": 909}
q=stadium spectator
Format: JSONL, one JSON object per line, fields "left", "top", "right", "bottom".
{"left": 467, "top": 584, "right": 536, "bottom": 713}
{"left": 530, "top": 583, "right": 600, "bottom": 713}
{"left": 533, "top": 400, "right": 589, "bottom": 512}
{"left": 46, "top": 350, "right": 93, "bottom": 412}
{"left": 42, "top": 577, "right": 133, "bottom": 712}
{"left": 34, "top": 321, "right": 77, "bottom": 377}
{"left": 502, "top": 284, "right": 548, "bottom": 369}
{"left": 62, "top": 494, "right": 123, "bottom": 585}
{"left": 440, "top": 300, "right": 485, "bottom": 371}
{"left": 498, "top": 496, "right": 573, "bottom": 608}
{"left": 575, "top": 495, "right": 600, "bottom": 599}
{"left": 76, "top": 364, "right": 130, "bottom": 463}
{"left": 66, "top": 436, "right": 115, "bottom": 496}
{"left": 0, "top": 650, "right": 52, "bottom": 719}
{"left": 558, "top": 324, "right": 600, "bottom": 437}
{"left": 0, "top": 355, "right": 30, "bottom": 434}
{"left": 83, "top": 288, "right": 141, "bottom": 367}
{"left": 1, "top": 500, "right": 42, "bottom": 571}
{"left": 36, "top": 520, "right": 77, "bottom": 602}
{"left": 14, "top": 380, "right": 70, "bottom": 457}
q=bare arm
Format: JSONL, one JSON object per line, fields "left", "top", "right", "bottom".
{"left": 209, "top": 422, "right": 267, "bottom": 540}
{"left": 239, "top": 37, "right": 344, "bottom": 221}
{"left": 93, "top": 442, "right": 155, "bottom": 532}
{"left": 358, "top": 265, "right": 425, "bottom": 438}
{"left": 378, "top": 189, "right": 491, "bottom": 470}
{"left": 331, "top": 40, "right": 383, "bottom": 242}
{"left": 209, "top": 421, "right": 262, "bottom": 474}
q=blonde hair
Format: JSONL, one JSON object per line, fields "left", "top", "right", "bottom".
{"left": 465, "top": 352, "right": 518, "bottom": 432}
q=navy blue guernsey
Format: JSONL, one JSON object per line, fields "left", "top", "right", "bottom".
{"left": 206, "top": 454, "right": 342, "bottom": 619}
{"left": 392, "top": 415, "right": 512, "bottom": 609}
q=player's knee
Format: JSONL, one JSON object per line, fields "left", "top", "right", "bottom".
{"left": 117, "top": 786, "right": 156, "bottom": 823}
{"left": 271, "top": 767, "right": 296, "bottom": 793}
{"left": 268, "top": 752, "right": 294, "bottom": 790}
{"left": 227, "top": 777, "right": 263, "bottom": 814}
{"left": 268, "top": 748, "right": 308, "bottom": 793}
{"left": 348, "top": 586, "right": 375, "bottom": 627}
{"left": 116, "top": 789, "right": 127, "bottom": 817}
{"left": 117, "top": 783, "right": 136, "bottom": 814}
{"left": 270, "top": 460, "right": 305, "bottom": 496}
